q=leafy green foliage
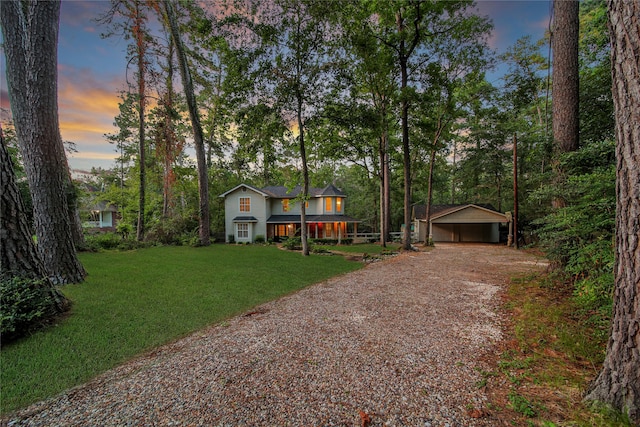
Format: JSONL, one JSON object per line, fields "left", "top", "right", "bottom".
{"left": 532, "top": 140, "right": 615, "bottom": 321}
{"left": 282, "top": 236, "right": 302, "bottom": 250}
{"left": 508, "top": 391, "right": 538, "bottom": 418}
{"left": 1, "top": 277, "right": 64, "bottom": 341}
{"left": 310, "top": 238, "right": 353, "bottom": 246}
{"left": 145, "top": 215, "right": 199, "bottom": 246}
{"left": 84, "top": 232, "right": 144, "bottom": 251}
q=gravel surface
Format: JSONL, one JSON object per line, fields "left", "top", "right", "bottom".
{"left": 7, "top": 244, "right": 547, "bottom": 427}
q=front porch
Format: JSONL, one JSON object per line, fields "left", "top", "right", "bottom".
{"left": 266, "top": 215, "right": 359, "bottom": 242}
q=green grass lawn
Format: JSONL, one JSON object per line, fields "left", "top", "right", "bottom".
{"left": 0, "top": 245, "right": 362, "bottom": 414}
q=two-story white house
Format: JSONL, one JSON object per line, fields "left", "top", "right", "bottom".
{"left": 219, "top": 183, "right": 360, "bottom": 243}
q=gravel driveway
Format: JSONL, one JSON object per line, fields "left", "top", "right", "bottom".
{"left": 7, "top": 244, "right": 547, "bottom": 427}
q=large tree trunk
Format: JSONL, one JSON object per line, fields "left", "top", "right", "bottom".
{"left": 397, "top": 11, "right": 413, "bottom": 251}
{"left": 551, "top": 0, "right": 580, "bottom": 208}
{"left": 1, "top": 129, "right": 69, "bottom": 315}
{"left": 162, "top": 36, "right": 175, "bottom": 219}
{"left": 585, "top": 2, "right": 640, "bottom": 423}
{"left": 1, "top": 0, "right": 86, "bottom": 284}
{"left": 135, "top": 1, "right": 147, "bottom": 242}
{"left": 164, "top": 0, "right": 210, "bottom": 245}
{"left": 552, "top": 0, "right": 579, "bottom": 152}
{"left": 1, "top": 129, "right": 47, "bottom": 281}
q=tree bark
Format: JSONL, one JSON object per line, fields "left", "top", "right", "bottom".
{"left": 298, "top": 99, "right": 310, "bottom": 257}
{"left": 551, "top": 0, "right": 579, "bottom": 208}
{"left": 585, "top": 2, "right": 640, "bottom": 423}
{"left": 162, "top": 36, "right": 175, "bottom": 219}
{"left": 552, "top": 0, "right": 580, "bottom": 153}
{"left": 1, "top": 129, "right": 46, "bottom": 281}
{"left": 397, "top": 10, "right": 414, "bottom": 251}
{"left": 135, "top": 1, "right": 147, "bottom": 242}
{"left": 378, "top": 130, "right": 390, "bottom": 248}
{"left": 1, "top": 128, "right": 69, "bottom": 314}
{"left": 164, "top": 0, "right": 210, "bottom": 245}
{"left": 1, "top": 0, "right": 86, "bottom": 284}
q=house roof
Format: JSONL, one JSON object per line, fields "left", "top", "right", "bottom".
{"left": 418, "top": 204, "right": 508, "bottom": 223}
{"left": 266, "top": 214, "right": 359, "bottom": 223}
{"left": 413, "top": 203, "right": 499, "bottom": 220}
{"left": 261, "top": 185, "right": 304, "bottom": 198}
{"left": 318, "top": 183, "right": 345, "bottom": 197}
{"left": 218, "top": 183, "right": 269, "bottom": 198}
{"left": 225, "top": 184, "right": 347, "bottom": 199}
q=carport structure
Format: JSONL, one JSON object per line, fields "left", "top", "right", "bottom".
{"left": 413, "top": 204, "right": 509, "bottom": 243}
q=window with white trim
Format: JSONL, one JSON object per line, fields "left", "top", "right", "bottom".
{"left": 237, "top": 223, "right": 249, "bottom": 238}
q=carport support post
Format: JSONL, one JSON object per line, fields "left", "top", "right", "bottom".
{"left": 513, "top": 133, "right": 519, "bottom": 249}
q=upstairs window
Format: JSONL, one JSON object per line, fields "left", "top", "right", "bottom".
{"left": 336, "top": 197, "right": 342, "bottom": 212}
{"left": 325, "top": 197, "right": 332, "bottom": 212}
{"left": 239, "top": 197, "right": 250, "bottom": 212}
{"left": 282, "top": 199, "right": 290, "bottom": 212}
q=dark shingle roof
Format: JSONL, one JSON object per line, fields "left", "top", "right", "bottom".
{"left": 319, "top": 183, "right": 345, "bottom": 197}
{"left": 261, "top": 186, "right": 303, "bottom": 198}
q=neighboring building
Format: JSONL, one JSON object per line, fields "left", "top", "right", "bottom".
{"left": 82, "top": 201, "right": 119, "bottom": 232}
{"left": 219, "top": 183, "right": 360, "bottom": 243}
{"left": 412, "top": 204, "right": 509, "bottom": 243}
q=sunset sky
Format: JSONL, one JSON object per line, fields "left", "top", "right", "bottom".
{"left": 0, "top": 0, "right": 551, "bottom": 172}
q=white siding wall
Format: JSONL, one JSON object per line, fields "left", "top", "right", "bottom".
{"left": 307, "top": 198, "right": 321, "bottom": 215}
{"left": 267, "top": 197, "right": 325, "bottom": 215}
{"left": 269, "top": 198, "right": 301, "bottom": 215}
{"left": 224, "top": 187, "right": 268, "bottom": 242}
